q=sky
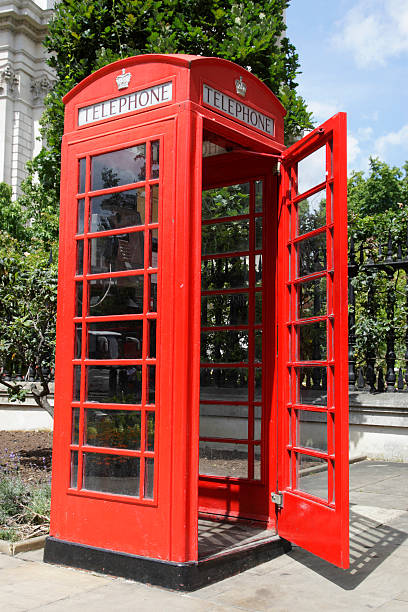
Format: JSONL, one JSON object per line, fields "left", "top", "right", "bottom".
{"left": 286, "top": 0, "right": 408, "bottom": 176}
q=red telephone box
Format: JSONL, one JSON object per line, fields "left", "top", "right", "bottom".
{"left": 44, "top": 54, "right": 349, "bottom": 589}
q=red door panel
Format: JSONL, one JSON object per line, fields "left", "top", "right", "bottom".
{"left": 276, "top": 113, "right": 349, "bottom": 568}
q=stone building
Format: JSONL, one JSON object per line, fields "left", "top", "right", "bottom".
{"left": 0, "top": 0, "right": 55, "bottom": 196}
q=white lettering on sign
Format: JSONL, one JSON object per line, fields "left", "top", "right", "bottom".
{"left": 78, "top": 82, "right": 173, "bottom": 126}
{"left": 203, "top": 84, "right": 274, "bottom": 136}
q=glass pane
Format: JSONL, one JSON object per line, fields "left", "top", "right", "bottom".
{"left": 202, "top": 183, "right": 250, "bottom": 220}
{"left": 255, "top": 330, "right": 262, "bottom": 363}
{"left": 254, "top": 368, "right": 262, "bottom": 401}
{"left": 297, "top": 453, "right": 328, "bottom": 500}
{"left": 200, "top": 404, "right": 248, "bottom": 439}
{"left": 75, "top": 282, "right": 83, "bottom": 316}
{"left": 91, "top": 144, "right": 146, "bottom": 191}
{"left": 255, "top": 180, "right": 263, "bottom": 212}
{"left": 255, "top": 254, "right": 262, "bottom": 286}
{"left": 298, "top": 321, "right": 327, "bottom": 361}
{"left": 70, "top": 451, "right": 78, "bottom": 488}
{"left": 297, "top": 410, "right": 328, "bottom": 453}
{"left": 79, "top": 158, "right": 86, "bottom": 194}
{"left": 150, "top": 229, "right": 158, "bottom": 267}
{"left": 201, "top": 256, "right": 249, "bottom": 290}
{"left": 297, "top": 366, "right": 327, "bottom": 406}
{"left": 149, "top": 274, "right": 158, "bottom": 312}
{"left": 90, "top": 189, "right": 145, "bottom": 232}
{"left": 254, "top": 405, "right": 262, "bottom": 440}
{"left": 73, "top": 366, "right": 81, "bottom": 401}
{"left": 297, "top": 145, "right": 326, "bottom": 195}
{"left": 201, "top": 330, "right": 248, "bottom": 363}
{"left": 76, "top": 240, "right": 84, "bottom": 275}
{"left": 297, "top": 232, "right": 326, "bottom": 278}
{"left": 297, "top": 189, "right": 326, "bottom": 236}
{"left": 202, "top": 220, "right": 249, "bottom": 255}
{"left": 86, "top": 365, "right": 142, "bottom": 404}
{"left": 150, "top": 140, "right": 159, "bottom": 179}
{"left": 82, "top": 453, "right": 140, "bottom": 497}
{"left": 200, "top": 367, "right": 248, "bottom": 402}
{"left": 147, "top": 365, "right": 155, "bottom": 404}
{"left": 298, "top": 277, "right": 327, "bottom": 319}
{"left": 89, "top": 233, "right": 144, "bottom": 274}
{"left": 255, "top": 217, "right": 263, "bottom": 250}
{"left": 255, "top": 292, "right": 262, "bottom": 324}
{"left": 72, "top": 408, "right": 80, "bottom": 445}
{"left": 150, "top": 184, "right": 159, "bottom": 223}
{"left": 85, "top": 409, "right": 141, "bottom": 450}
{"left": 199, "top": 442, "right": 248, "bottom": 478}
{"left": 144, "top": 458, "right": 154, "bottom": 499}
{"left": 75, "top": 324, "right": 82, "bottom": 359}
{"left": 77, "top": 198, "right": 85, "bottom": 234}
{"left": 149, "top": 320, "right": 156, "bottom": 358}
{"left": 88, "top": 276, "right": 144, "bottom": 316}
{"left": 88, "top": 321, "right": 143, "bottom": 359}
{"left": 146, "top": 412, "right": 155, "bottom": 451}
{"left": 201, "top": 293, "right": 248, "bottom": 326}
{"left": 254, "top": 446, "right": 261, "bottom": 480}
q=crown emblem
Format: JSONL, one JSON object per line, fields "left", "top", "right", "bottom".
{"left": 235, "top": 76, "right": 247, "bottom": 97}
{"left": 116, "top": 68, "right": 131, "bottom": 90}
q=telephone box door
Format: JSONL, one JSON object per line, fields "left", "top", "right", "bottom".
{"left": 276, "top": 113, "right": 349, "bottom": 568}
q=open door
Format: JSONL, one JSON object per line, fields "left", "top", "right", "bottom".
{"left": 276, "top": 113, "right": 349, "bottom": 568}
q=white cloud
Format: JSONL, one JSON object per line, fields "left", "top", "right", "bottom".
{"left": 356, "top": 127, "right": 374, "bottom": 142}
{"left": 347, "top": 134, "right": 361, "bottom": 166}
{"left": 374, "top": 124, "right": 408, "bottom": 159}
{"left": 334, "top": 0, "right": 408, "bottom": 68}
{"left": 308, "top": 100, "right": 339, "bottom": 124}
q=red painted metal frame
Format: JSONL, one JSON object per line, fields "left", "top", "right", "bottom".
{"left": 276, "top": 114, "right": 349, "bottom": 568}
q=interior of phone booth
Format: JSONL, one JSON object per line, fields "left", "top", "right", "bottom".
{"left": 197, "top": 125, "right": 280, "bottom": 558}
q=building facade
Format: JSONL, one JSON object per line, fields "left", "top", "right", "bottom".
{"left": 0, "top": 0, "right": 54, "bottom": 196}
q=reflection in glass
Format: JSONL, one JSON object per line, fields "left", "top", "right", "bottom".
{"left": 199, "top": 442, "right": 247, "bottom": 477}
{"left": 202, "top": 220, "right": 249, "bottom": 255}
{"left": 150, "top": 229, "right": 158, "bottom": 267}
{"left": 297, "top": 453, "right": 328, "bottom": 500}
{"left": 255, "top": 254, "right": 263, "bottom": 286}
{"left": 298, "top": 321, "right": 327, "bottom": 361}
{"left": 200, "top": 367, "right": 248, "bottom": 402}
{"left": 201, "top": 293, "right": 248, "bottom": 326}
{"left": 297, "top": 146, "right": 326, "bottom": 195}
{"left": 73, "top": 366, "right": 81, "bottom": 401}
{"left": 297, "top": 189, "right": 326, "bottom": 236}
{"left": 75, "top": 282, "right": 83, "bottom": 316}
{"left": 149, "top": 274, "right": 158, "bottom": 312}
{"left": 75, "top": 324, "right": 82, "bottom": 359}
{"left": 79, "top": 158, "right": 86, "bottom": 194}
{"left": 89, "top": 233, "right": 144, "bottom": 274}
{"left": 85, "top": 409, "right": 141, "bottom": 450}
{"left": 297, "top": 410, "right": 327, "bottom": 452}
{"left": 150, "top": 140, "right": 160, "bottom": 179}
{"left": 254, "top": 406, "right": 262, "bottom": 439}
{"left": 147, "top": 365, "right": 156, "bottom": 404}
{"left": 70, "top": 451, "right": 78, "bottom": 488}
{"left": 255, "top": 292, "right": 262, "bottom": 324}
{"left": 76, "top": 240, "right": 84, "bottom": 275}
{"left": 150, "top": 184, "right": 159, "bottom": 223}
{"left": 298, "top": 277, "right": 327, "bottom": 319}
{"left": 255, "top": 180, "right": 263, "bottom": 212}
{"left": 146, "top": 412, "right": 155, "bottom": 451}
{"left": 202, "top": 183, "right": 250, "bottom": 220}
{"left": 255, "top": 217, "right": 263, "bottom": 250}
{"left": 200, "top": 404, "right": 248, "bottom": 439}
{"left": 149, "top": 320, "right": 156, "bottom": 358}
{"left": 254, "top": 447, "right": 261, "bottom": 480}
{"left": 144, "top": 458, "right": 154, "bottom": 499}
{"left": 201, "top": 256, "right": 249, "bottom": 290}
{"left": 87, "top": 321, "right": 143, "bottom": 359}
{"left": 88, "top": 275, "right": 144, "bottom": 316}
{"left": 86, "top": 365, "right": 142, "bottom": 404}
{"left": 201, "top": 330, "right": 248, "bottom": 363}
{"left": 297, "top": 232, "right": 326, "bottom": 278}
{"left": 90, "top": 189, "right": 145, "bottom": 232}
{"left": 91, "top": 144, "right": 146, "bottom": 191}
{"left": 297, "top": 366, "right": 327, "bottom": 406}
{"left": 77, "top": 199, "right": 85, "bottom": 234}
{"left": 72, "top": 408, "right": 80, "bottom": 445}
{"left": 82, "top": 453, "right": 140, "bottom": 497}
{"left": 254, "top": 368, "right": 262, "bottom": 400}
{"left": 255, "top": 330, "right": 262, "bottom": 362}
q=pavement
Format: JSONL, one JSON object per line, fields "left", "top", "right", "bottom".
{"left": 1, "top": 460, "right": 408, "bottom": 611}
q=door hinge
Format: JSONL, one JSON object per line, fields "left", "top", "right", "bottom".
{"left": 274, "top": 160, "right": 281, "bottom": 175}
{"left": 271, "top": 491, "right": 283, "bottom": 507}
